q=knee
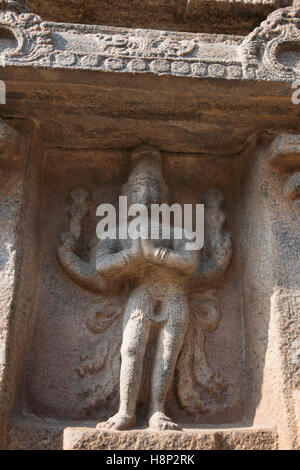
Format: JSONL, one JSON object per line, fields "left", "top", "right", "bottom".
{"left": 166, "top": 295, "right": 189, "bottom": 329}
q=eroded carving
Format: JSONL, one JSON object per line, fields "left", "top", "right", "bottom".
{"left": 268, "top": 134, "right": 300, "bottom": 217}
{"left": 1, "top": 6, "right": 299, "bottom": 82}
{"left": 177, "top": 290, "right": 228, "bottom": 415}
{"left": 58, "top": 146, "right": 232, "bottom": 430}
{"left": 0, "top": 0, "right": 28, "bottom": 12}
{"left": 242, "top": 6, "right": 300, "bottom": 80}
{"left": 0, "top": 10, "right": 53, "bottom": 65}
{"left": 96, "top": 33, "right": 196, "bottom": 59}
{"left": 285, "top": 172, "right": 300, "bottom": 213}
{"left": 58, "top": 188, "right": 106, "bottom": 293}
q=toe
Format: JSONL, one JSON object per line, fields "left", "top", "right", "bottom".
{"left": 96, "top": 422, "right": 105, "bottom": 429}
{"left": 106, "top": 421, "right": 115, "bottom": 429}
{"left": 168, "top": 422, "right": 182, "bottom": 431}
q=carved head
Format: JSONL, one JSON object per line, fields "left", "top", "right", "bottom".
{"left": 122, "top": 145, "right": 168, "bottom": 209}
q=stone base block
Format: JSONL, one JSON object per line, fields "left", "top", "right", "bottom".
{"left": 6, "top": 417, "right": 278, "bottom": 450}
{"left": 63, "top": 426, "right": 278, "bottom": 451}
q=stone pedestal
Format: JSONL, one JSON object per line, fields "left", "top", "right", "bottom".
{"left": 63, "top": 427, "right": 278, "bottom": 451}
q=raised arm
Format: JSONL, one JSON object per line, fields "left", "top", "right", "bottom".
{"left": 57, "top": 188, "right": 106, "bottom": 293}
{"left": 195, "top": 189, "right": 232, "bottom": 285}
{"left": 58, "top": 233, "right": 106, "bottom": 293}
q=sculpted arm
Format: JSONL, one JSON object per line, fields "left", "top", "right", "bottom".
{"left": 195, "top": 189, "right": 232, "bottom": 284}
{"left": 156, "top": 244, "right": 198, "bottom": 276}
{"left": 57, "top": 188, "right": 106, "bottom": 293}
{"left": 58, "top": 233, "right": 105, "bottom": 293}
{"left": 95, "top": 238, "right": 140, "bottom": 279}
{"left": 141, "top": 239, "right": 198, "bottom": 276}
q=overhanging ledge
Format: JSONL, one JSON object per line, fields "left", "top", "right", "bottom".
{"left": 0, "top": 6, "right": 299, "bottom": 82}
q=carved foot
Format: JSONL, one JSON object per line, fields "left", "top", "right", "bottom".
{"left": 149, "top": 412, "right": 182, "bottom": 431}
{"left": 96, "top": 412, "right": 136, "bottom": 431}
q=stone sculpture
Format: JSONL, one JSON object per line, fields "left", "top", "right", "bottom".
{"left": 58, "top": 146, "right": 232, "bottom": 430}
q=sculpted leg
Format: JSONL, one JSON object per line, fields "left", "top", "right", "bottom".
{"left": 97, "top": 288, "right": 152, "bottom": 430}
{"left": 149, "top": 293, "right": 189, "bottom": 431}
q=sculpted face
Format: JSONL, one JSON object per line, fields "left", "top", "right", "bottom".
{"left": 128, "top": 177, "right": 163, "bottom": 209}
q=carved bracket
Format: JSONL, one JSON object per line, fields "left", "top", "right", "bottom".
{"left": 241, "top": 7, "right": 300, "bottom": 80}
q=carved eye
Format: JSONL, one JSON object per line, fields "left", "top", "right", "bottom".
{"left": 0, "top": 28, "right": 18, "bottom": 54}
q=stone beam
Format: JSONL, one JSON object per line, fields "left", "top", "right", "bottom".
{"left": 0, "top": 6, "right": 299, "bottom": 82}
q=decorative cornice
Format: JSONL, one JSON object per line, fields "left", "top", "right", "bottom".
{"left": 0, "top": 8, "right": 298, "bottom": 82}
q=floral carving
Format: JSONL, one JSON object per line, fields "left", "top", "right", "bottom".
{"left": 241, "top": 7, "right": 300, "bottom": 80}
{"left": 0, "top": 10, "right": 53, "bottom": 64}
{"left": 96, "top": 32, "right": 196, "bottom": 59}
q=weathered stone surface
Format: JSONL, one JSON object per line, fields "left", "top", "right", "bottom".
{"left": 268, "top": 134, "right": 300, "bottom": 170}
{"left": 0, "top": 1, "right": 28, "bottom": 12}
{"left": 6, "top": 417, "right": 64, "bottom": 450}
{"left": 63, "top": 426, "right": 279, "bottom": 450}
{"left": 26, "top": 0, "right": 292, "bottom": 35}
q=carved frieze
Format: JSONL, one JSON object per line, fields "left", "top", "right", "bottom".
{"left": 0, "top": 7, "right": 298, "bottom": 81}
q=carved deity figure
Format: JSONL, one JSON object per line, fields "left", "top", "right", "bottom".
{"left": 58, "top": 146, "right": 232, "bottom": 430}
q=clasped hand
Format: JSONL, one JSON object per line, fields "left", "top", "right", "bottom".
{"left": 131, "top": 238, "right": 167, "bottom": 265}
